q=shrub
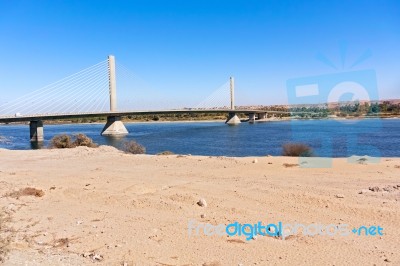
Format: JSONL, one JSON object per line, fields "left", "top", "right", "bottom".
{"left": 282, "top": 143, "right": 313, "bottom": 157}
{"left": 50, "top": 134, "right": 73, "bottom": 148}
{"left": 122, "top": 140, "right": 146, "bottom": 154}
{"left": 49, "top": 134, "right": 97, "bottom": 149}
{"left": 72, "top": 133, "right": 97, "bottom": 148}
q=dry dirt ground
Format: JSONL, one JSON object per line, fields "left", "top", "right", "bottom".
{"left": 0, "top": 146, "right": 399, "bottom": 265}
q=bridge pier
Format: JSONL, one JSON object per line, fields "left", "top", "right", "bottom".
{"left": 101, "top": 116, "right": 128, "bottom": 136}
{"left": 226, "top": 112, "right": 241, "bottom": 125}
{"left": 257, "top": 113, "right": 267, "bottom": 120}
{"left": 30, "top": 120, "right": 44, "bottom": 142}
{"left": 248, "top": 113, "right": 256, "bottom": 123}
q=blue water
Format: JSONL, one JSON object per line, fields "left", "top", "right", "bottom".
{"left": 0, "top": 119, "right": 399, "bottom": 157}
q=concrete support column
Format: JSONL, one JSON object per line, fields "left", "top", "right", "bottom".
{"left": 108, "top": 55, "right": 117, "bottom": 112}
{"left": 30, "top": 120, "right": 44, "bottom": 142}
{"left": 248, "top": 113, "right": 256, "bottom": 123}
{"left": 230, "top": 77, "right": 235, "bottom": 110}
{"left": 257, "top": 113, "right": 267, "bottom": 120}
{"left": 226, "top": 112, "right": 241, "bottom": 125}
{"left": 101, "top": 116, "right": 128, "bottom": 136}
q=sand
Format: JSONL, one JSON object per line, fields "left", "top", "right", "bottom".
{"left": 0, "top": 146, "right": 399, "bottom": 265}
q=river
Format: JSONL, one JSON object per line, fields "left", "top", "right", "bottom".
{"left": 0, "top": 119, "right": 399, "bottom": 157}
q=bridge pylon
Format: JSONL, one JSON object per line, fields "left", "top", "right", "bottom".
{"left": 101, "top": 55, "right": 129, "bottom": 136}
{"left": 109, "top": 55, "right": 117, "bottom": 112}
{"left": 225, "top": 76, "right": 241, "bottom": 125}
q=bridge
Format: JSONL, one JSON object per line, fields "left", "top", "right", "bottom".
{"left": 0, "top": 56, "right": 280, "bottom": 142}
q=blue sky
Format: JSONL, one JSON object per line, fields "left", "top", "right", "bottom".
{"left": 0, "top": 0, "right": 399, "bottom": 106}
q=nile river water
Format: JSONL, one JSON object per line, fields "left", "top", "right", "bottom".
{"left": 0, "top": 119, "right": 399, "bottom": 157}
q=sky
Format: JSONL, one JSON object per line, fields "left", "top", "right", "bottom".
{"left": 0, "top": 0, "right": 399, "bottom": 107}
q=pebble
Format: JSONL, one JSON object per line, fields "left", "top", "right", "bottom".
{"left": 335, "top": 194, "right": 345, "bottom": 198}
{"left": 200, "top": 214, "right": 206, "bottom": 218}
{"left": 92, "top": 254, "right": 103, "bottom": 261}
{"left": 252, "top": 159, "right": 258, "bottom": 163}
{"left": 359, "top": 189, "right": 369, "bottom": 194}
{"left": 197, "top": 198, "right": 207, "bottom": 207}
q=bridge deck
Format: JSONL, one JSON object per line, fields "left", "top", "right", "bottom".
{"left": 0, "top": 109, "right": 280, "bottom": 123}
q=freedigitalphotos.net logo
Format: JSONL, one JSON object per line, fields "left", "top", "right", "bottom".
{"left": 188, "top": 219, "right": 384, "bottom": 241}
{"left": 286, "top": 44, "right": 382, "bottom": 168}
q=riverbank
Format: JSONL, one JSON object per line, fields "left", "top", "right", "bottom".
{"left": 0, "top": 147, "right": 399, "bottom": 265}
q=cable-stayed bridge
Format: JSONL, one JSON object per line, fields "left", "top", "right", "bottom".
{"left": 0, "top": 56, "right": 277, "bottom": 142}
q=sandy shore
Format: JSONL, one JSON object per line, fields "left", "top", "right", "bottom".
{"left": 0, "top": 147, "right": 399, "bottom": 265}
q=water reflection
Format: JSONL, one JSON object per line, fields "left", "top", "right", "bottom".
{"left": 30, "top": 141, "right": 44, "bottom": 149}
{"left": 103, "top": 135, "right": 128, "bottom": 148}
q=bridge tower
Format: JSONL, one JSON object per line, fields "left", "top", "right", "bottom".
{"left": 101, "top": 55, "right": 129, "bottom": 136}
{"left": 230, "top": 76, "right": 235, "bottom": 110}
{"left": 109, "top": 55, "right": 117, "bottom": 112}
{"left": 226, "top": 76, "right": 241, "bottom": 125}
